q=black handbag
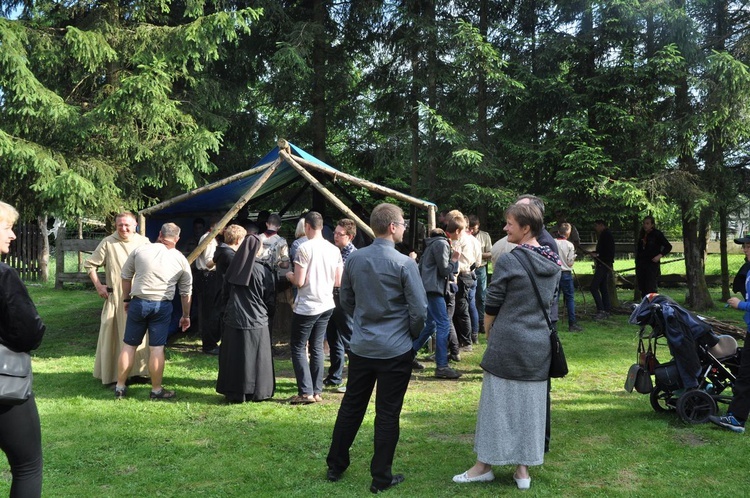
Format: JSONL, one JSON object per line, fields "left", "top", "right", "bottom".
{"left": 511, "top": 249, "right": 569, "bottom": 378}
{"left": 624, "top": 363, "right": 653, "bottom": 393}
{"left": 0, "top": 343, "right": 33, "bottom": 405}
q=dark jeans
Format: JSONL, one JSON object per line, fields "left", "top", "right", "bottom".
{"left": 325, "top": 303, "right": 353, "bottom": 385}
{"left": 728, "top": 339, "right": 750, "bottom": 422}
{"left": 326, "top": 350, "right": 413, "bottom": 488}
{"left": 413, "top": 294, "right": 451, "bottom": 368}
{"left": 590, "top": 264, "right": 611, "bottom": 312}
{"left": 0, "top": 394, "right": 43, "bottom": 497}
{"left": 559, "top": 271, "right": 577, "bottom": 325}
{"left": 124, "top": 297, "right": 172, "bottom": 347}
{"left": 290, "top": 309, "right": 334, "bottom": 396}
{"left": 475, "top": 266, "right": 488, "bottom": 329}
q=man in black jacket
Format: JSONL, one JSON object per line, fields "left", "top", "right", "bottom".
{"left": 590, "top": 220, "right": 615, "bottom": 319}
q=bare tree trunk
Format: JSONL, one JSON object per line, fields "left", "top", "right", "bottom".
{"left": 720, "top": 207, "right": 730, "bottom": 300}
{"left": 409, "top": 25, "right": 420, "bottom": 198}
{"left": 310, "top": 0, "right": 327, "bottom": 214}
{"left": 426, "top": 1, "right": 438, "bottom": 197}
{"left": 37, "top": 215, "right": 49, "bottom": 283}
{"left": 682, "top": 206, "right": 714, "bottom": 309}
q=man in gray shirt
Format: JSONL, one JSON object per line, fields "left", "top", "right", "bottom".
{"left": 114, "top": 222, "right": 192, "bottom": 401}
{"left": 326, "top": 203, "right": 427, "bottom": 494}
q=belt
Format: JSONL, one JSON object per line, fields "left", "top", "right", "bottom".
{"left": 561, "top": 270, "right": 571, "bottom": 274}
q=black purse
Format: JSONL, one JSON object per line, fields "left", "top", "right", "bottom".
{"left": 0, "top": 343, "right": 33, "bottom": 405}
{"left": 511, "top": 249, "right": 569, "bottom": 378}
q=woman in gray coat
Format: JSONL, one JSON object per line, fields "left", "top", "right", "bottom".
{"left": 453, "top": 202, "right": 561, "bottom": 490}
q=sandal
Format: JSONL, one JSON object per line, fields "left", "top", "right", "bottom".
{"left": 313, "top": 394, "right": 323, "bottom": 403}
{"left": 150, "top": 388, "right": 176, "bottom": 400}
{"left": 289, "top": 395, "right": 315, "bottom": 405}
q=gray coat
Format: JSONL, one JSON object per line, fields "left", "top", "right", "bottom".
{"left": 419, "top": 236, "right": 458, "bottom": 296}
{"left": 480, "top": 247, "right": 561, "bottom": 381}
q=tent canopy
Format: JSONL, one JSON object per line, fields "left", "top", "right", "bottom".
{"left": 139, "top": 141, "right": 437, "bottom": 262}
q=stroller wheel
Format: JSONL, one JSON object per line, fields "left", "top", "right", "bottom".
{"left": 650, "top": 387, "right": 675, "bottom": 413}
{"left": 676, "top": 389, "right": 717, "bottom": 424}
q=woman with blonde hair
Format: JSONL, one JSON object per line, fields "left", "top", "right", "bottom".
{"left": 0, "top": 201, "right": 46, "bottom": 496}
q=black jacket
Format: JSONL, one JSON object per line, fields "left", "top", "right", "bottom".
{"left": 596, "top": 228, "right": 616, "bottom": 266}
{"left": 0, "top": 263, "right": 45, "bottom": 352}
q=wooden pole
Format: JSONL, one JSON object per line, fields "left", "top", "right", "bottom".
{"left": 138, "top": 213, "right": 147, "bottom": 236}
{"left": 427, "top": 205, "right": 436, "bottom": 232}
{"left": 291, "top": 154, "right": 436, "bottom": 210}
{"left": 279, "top": 150, "right": 375, "bottom": 240}
{"left": 139, "top": 161, "right": 277, "bottom": 216}
{"left": 185, "top": 158, "right": 283, "bottom": 264}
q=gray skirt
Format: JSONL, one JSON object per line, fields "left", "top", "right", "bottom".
{"left": 473, "top": 373, "right": 547, "bottom": 466}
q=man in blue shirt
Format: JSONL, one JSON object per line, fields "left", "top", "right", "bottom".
{"left": 326, "top": 203, "right": 427, "bottom": 494}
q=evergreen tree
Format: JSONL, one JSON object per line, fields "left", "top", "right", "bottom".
{"left": 0, "top": 1, "right": 261, "bottom": 219}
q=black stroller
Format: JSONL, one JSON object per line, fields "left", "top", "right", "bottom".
{"left": 628, "top": 294, "right": 742, "bottom": 423}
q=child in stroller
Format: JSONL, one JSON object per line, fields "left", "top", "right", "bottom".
{"left": 628, "top": 293, "right": 742, "bottom": 424}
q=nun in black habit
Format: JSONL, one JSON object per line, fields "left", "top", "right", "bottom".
{"left": 217, "top": 234, "right": 276, "bottom": 402}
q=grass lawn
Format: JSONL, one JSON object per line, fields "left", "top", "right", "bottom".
{"left": 3, "top": 282, "right": 748, "bottom": 497}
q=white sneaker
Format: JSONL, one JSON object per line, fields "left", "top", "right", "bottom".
{"left": 452, "top": 469, "right": 495, "bottom": 483}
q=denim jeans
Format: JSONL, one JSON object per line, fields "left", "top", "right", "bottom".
{"left": 325, "top": 304, "right": 353, "bottom": 384}
{"left": 467, "top": 283, "right": 479, "bottom": 335}
{"left": 413, "top": 294, "right": 451, "bottom": 368}
{"left": 475, "top": 265, "right": 488, "bottom": 328}
{"left": 559, "top": 271, "right": 577, "bottom": 326}
{"left": 290, "top": 309, "right": 334, "bottom": 396}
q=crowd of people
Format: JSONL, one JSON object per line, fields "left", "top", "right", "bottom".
{"left": 2, "top": 194, "right": 749, "bottom": 495}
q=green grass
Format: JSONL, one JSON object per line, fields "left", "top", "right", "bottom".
{"left": 4, "top": 283, "right": 748, "bottom": 496}
{"left": 569, "top": 253, "right": 746, "bottom": 277}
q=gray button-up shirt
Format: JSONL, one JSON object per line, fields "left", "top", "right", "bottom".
{"left": 340, "top": 238, "right": 427, "bottom": 359}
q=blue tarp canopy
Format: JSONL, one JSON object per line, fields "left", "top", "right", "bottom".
{"left": 139, "top": 142, "right": 436, "bottom": 244}
{"left": 143, "top": 143, "right": 336, "bottom": 219}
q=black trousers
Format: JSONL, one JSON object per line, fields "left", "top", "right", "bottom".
{"left": 327, "top": 349, "right": 413, "bottom": 488}
{"left": 590, "top": 264, "right": 612, "bottom": 312}
{"left": 0, "top": 394, "right": 43, "bottom": 497}
{"left": 728, "top": 340, "right": 750, "bottom": 422}
{"left": 636, "top": 262, "right": 660, "bottom": 297}
{"left": 200, "top": 271, "right": 221, "bottom": 350}
{"left": 453, "top": 277, "right": 474, "bottom": 346}
{"left": 445, "top": 291, "right": 460, "bottom": 355}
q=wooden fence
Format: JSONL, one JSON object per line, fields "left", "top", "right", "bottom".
{"left": 54, "top": 228, "right": 102, "bottom": 288}
{"left": 2, "top": 223, "right": 43, "bottom": 281}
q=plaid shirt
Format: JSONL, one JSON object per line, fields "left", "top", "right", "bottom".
{"left": 340, "top": 243, "right": 356, "bottom": 265}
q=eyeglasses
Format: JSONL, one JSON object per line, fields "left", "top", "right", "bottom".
{"left": 333, "top": 231, "right": 348, "bottom": 237}
{"left": 391, "top": 221, "right": 407, "bottom": 228}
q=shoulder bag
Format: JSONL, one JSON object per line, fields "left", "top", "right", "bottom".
{"left": 0, "top": 343, "right": 33, "bottom": 405}
{"left": 511, "top": 249, "right": 568, "bottom": 378}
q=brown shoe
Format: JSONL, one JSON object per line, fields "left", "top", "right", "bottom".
{"left": 289, "top": 395, "right": 315, "bottom": 405}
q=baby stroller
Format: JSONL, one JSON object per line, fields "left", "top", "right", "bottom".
{"left": 627, "top": 293, "right": 742, "bottom": 424}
